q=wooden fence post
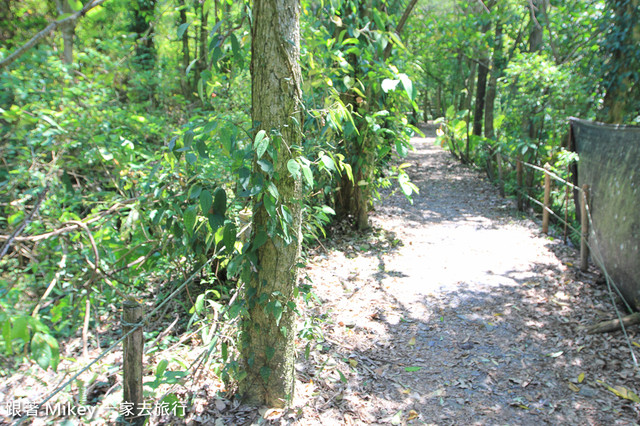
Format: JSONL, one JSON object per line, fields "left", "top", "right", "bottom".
{"left": 580, "top": 184, "right": 590, "bottom": 271}
{"left": 564, "top": 176, "right": 570, "bottom": 244}
{"left": 496, "top": 153, "right": 505, "bottom": 197}
{"left": 516, "top": 157, "right": 524, "bottom": 211}
{"left": 123, "top": 300, "right": 145, "bottom": 426}
{"left": 542, "top": 163, "right": 551, "bottom": 234}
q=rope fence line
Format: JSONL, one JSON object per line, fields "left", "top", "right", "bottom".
{"left": 521, "top": 193, "right": 581, "bottom": 237}
{"left": 14, "top": 222, "right": 253, "bottom": 424}
{"left": 499, "top": 154, "right": 639, "bottom": 368}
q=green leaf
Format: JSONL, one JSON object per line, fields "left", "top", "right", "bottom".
{"left": 221, "top": 342, "right": 228, "bottom": 362}
{"left": 260, "top": 366, "right": 271, "bottom": 382}
{"left": 265, "top": 346, "right": 276, "bottom": 361}
{"left": 257, "top": 159, "right": 273, "bottom": 174}
{"left": 68, "top": 0, "right": 83, "bottom": 12}
{"left": 230, "top": 32, "right": 241, "bottom": 57}
{"left": 177, "top": 22, "right": 190, "bottom": 39}
{"left": 184, "top": 206, "right": 197, "bottom": 236}
{"left": 253, "top": 230, "right": 269, "bottom": 249}
{"left": 287, "top": 159, "right": 301, "bottom": 179}
{"left": 264, "top": 194, "right": 277, "bottom": 217}
{"left": 399, "top": 73, "right": 415, "bottom": 100}
{"left": 223, "top": 222, "right": 236, "bottom": 254}
{"left": 321, "top": 205, "right": 335, "bottom": 215}
{"left": 31, "top": 332, "right": 57, "bottom": 371}
{"left": 8, "top": 212, "right": 24, "bottom": 227}
{"left": 395, "top": 140, "right": 408, "bottom": 157}
{"left": 189, "top": 184, "right": 202, "bottom": 199}
{"left": 156, "top": 359, "right": 169, "bottom": 378}
{"left": 200, "top": 190, "right": 213, "bottom": 214}
{"left": 213, "top": 188, "right": 227, "bottom": 216}
{"left": 267, "top": 182, "right": 279, "bottom": 200}
{"left": 254, "top": 130, "right": 269, "bottom": 159}
{"left": 161, "top": 393, "right": 185, "bottom": 418}
{"left": 320, "top": 154, "right": 336, "bottom": 171}
{"left": 404, "top": 366, "right": 421, "bottom": 372}
{"left": 185, "top": 153, "right": 197, "bottom": 165}
{"left": 281, "top": 205, "right": 293, "bottom": 224}
{"left": 2, "top": 320, "right": 12, "bottom": 354}
{"left": 381, "top": 79, "right": 400, "bottom": 93}
{"left": 195, "top": 140, "right": 208, "bottom": 158}
{"left": 184, "top": 130, "right": 194, "bottom": 147}
{"left": 301, "top": 164, "right": 313, "bottom": 186}
{"left": 40, "top": 333, "right": 59, "bottom": 371}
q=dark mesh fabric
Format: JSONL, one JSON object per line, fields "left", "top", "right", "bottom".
{"left": 570, "top": 117, "right": 640, "bottom": 310}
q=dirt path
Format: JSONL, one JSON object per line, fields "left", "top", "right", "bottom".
{"left": 291, "top": 124, "right": 639, "bottom": 425}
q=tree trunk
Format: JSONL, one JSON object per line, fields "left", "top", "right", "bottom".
{"left": 472, "top": 59, "right": 488, "bottom": 136}
{"left": 178, "top": 0, "right": 191, "bottom": 94}
{"left": 240, "top": 0, "right": 303, "bottom": 408}
{"left": 599, "top": 0, "right": 640, "bottom": 123}
{"left": 484, "top": 22, "right": 503, "bottom": 140}
{"left": 131, "top": 0, "right": 156, "bottom": 69}
{"left": 484, "top": 21, "right": 503, "bottom": 182}
{"left": 195, "top": 1, "right": 208, "bottom": 82}
{"left": 55, "top": 0, "right": 75, "bottom": 64}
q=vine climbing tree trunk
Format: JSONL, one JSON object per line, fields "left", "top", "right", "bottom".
{"left": 240, "top": 0, "right": 303, "bottom": 408}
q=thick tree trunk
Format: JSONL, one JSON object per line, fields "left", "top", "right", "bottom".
{"left": 600, "top": 0, "right": 640, "bottom": 123}
{"left": 240, "top": 0, "right": 302, "bottom": 408}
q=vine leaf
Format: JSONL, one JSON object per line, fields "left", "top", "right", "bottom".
{"left": 254, "top": 130, "right": 269, "bottom": 159}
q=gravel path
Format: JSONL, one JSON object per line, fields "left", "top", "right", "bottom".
{"left": 292, "top": 124, "right": 640, "bottom": 425}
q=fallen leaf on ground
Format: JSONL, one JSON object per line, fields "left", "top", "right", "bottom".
{"left": 597, "top": 380, "right": 640, "bottom": 403}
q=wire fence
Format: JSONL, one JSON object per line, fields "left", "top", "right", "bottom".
{"left": 504, "top": 155, "right": 639, "bottom": 368}
{"left": 12, "top": 223, "right": 251, "bottom": 425}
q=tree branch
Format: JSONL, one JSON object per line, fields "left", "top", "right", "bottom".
{"left": 0, "top": 199, "right": 135, "bottom": 243}
{"left": 383, "top": 0, "right": 419, "bottom": 61}
{"left": 0, "top": 0, "right": 110, "bottom": 70}
{"left": 0, "top": 186, "right": 49, "bottom": 261}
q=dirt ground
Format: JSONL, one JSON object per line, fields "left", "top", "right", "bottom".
{"left": 273, "top": 124, "right": 640, "bottom": 425}
{"left": 3, "top": 125, "right": 640, "bottom": 426}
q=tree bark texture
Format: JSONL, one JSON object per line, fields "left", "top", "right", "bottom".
{"left": 59, "top": 0, "right": 75, "bottom": 64}
{"left": 600, "top": 0, "right": 640, "bottom": 123}
{"left": 484, "top": 22, "right": 503, "bottom": 140}
{"left": 240, "top": 0, "right": 303, "bottom": 408}
{"left": 472, "top": 19, "right": 492, "bottom": 137}
{"left": 472, "top": 59, "right": 488, "bottom": 137}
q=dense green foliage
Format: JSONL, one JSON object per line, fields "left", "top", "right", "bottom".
{"left": 408, "top": 0, "right": 637, "bottom": 229}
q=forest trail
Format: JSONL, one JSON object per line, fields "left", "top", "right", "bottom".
{"left": 288, "top": 124, "right": 639, "bottom": 425}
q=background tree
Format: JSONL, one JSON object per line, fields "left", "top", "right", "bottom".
{"left": 598, "top": 0, "right": 640, "bottom": 123}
